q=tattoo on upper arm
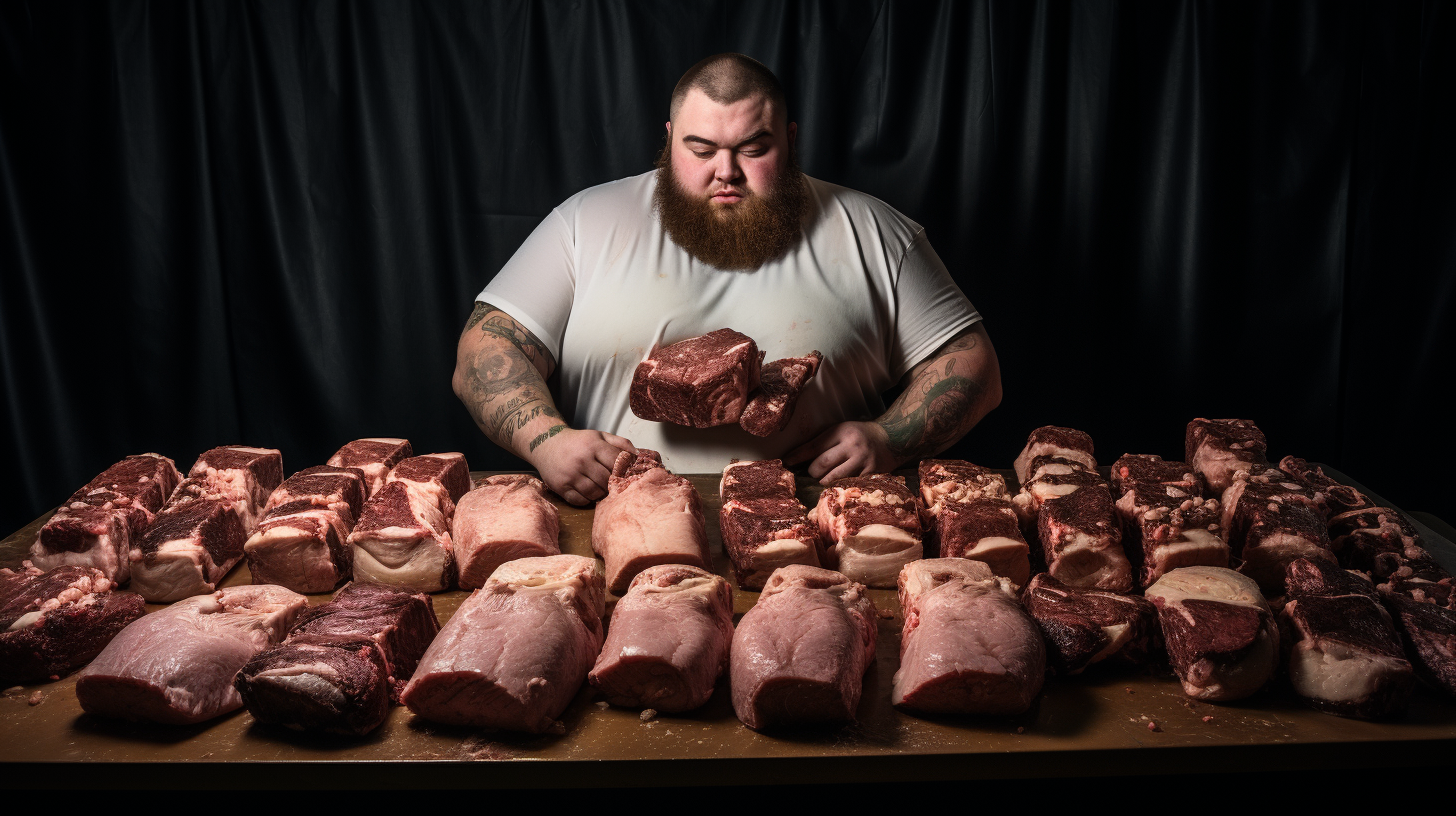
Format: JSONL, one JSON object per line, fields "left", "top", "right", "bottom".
{"left": 879, "top": 356, "right": 985, "bottom": 459}
{"left": 472, "top": 303, "right": 553, "bottom": 374}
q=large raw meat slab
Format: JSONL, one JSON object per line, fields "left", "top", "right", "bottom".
{"left": 918, "top": 460, "right": 1028, "bottom": 586}
{"left": 629, "top": 329, "right": 763, "bottom": 428}
{"left": 1113, "top": 482, "right": 1227, "bottom": 589}
{"left": 30, "top": 453, "right": 182, "bottom": 583}
{"left": 811, "top": 474, "right": 923, "bottom": 589}
{"left": 402, "top": 555, "right": 605, "bottom": 733}
{"left": 1282, "top": 559, "right": 1413, "bottom": 719}
{"left": 591, "top": 450, "right": 710, "bottom": 595}
{"left": 1381, "top": 592, "right": 1456, "bottom": 699}
{"left": 244, "top": 465, "right": 366, "bottom": 593}
{"left": 349, "top": 481, "right": 455, "bottom": 593}
{"left": 327, "top": 438, "right": 414, "bottom": 499}
{"left": 1037, "top": 486, "right": 1132, "bottom": 593}
{"left": 589, "top": 564, "right": 733, "bottom": 713}
{"left": 1021, "top": 573, "right": 1160, "bottom": 675}
{"left": 739, "top": 351, "right": 823, "bottom": 437}
{"left": 235, "top": 582, "right": 440, "bottom": 735}
{"left": 718, "top": 459, "right": 819, "bottom": 590}
{"left": 185, "top": 445, "right": 284, "bottom": 532}
{"left": 1220, "top": 472, "right": 1334, "bottom": 596}
{"left": 892, "top": 558, "right": 1044, "bottom": 715}
{"left": 730, "top": 565, "right": 877, "bottom": 731}
{"left": 1013, "top": 426, "right": 1096, "bottom": 486}
{"left": 452, "top": 475, "right": 560, "bottom": 591}
{"left": 76, "top": 584, "right": 306, "bottom": 724}
{"left": 0, "top": 563, "right": 145, "bottom": 684}
{"left": 1145, "top": 567, "right": 1278, "bottom": 701}
{"left": 386, "top": 453, "right": 471, "bottom": 509}
{"left": 1185, "top": 418, "right": 1267, "bottom": 494}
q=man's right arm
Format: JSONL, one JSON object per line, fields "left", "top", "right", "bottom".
{"left": 452, "top": 302, "right": 635, "bottom": 505}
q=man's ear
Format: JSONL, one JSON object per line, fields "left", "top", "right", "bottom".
{"left": 666, "top": 121, "right": 672, "bottom": 137}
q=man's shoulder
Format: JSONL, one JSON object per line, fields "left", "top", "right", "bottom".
{"left": 556, "top": 170, "right": 656, "bottom": 217}
{"left": 804, "top": 175, "right": 924, "bottom": 240}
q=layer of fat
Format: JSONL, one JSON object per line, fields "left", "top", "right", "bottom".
{"left": 1289, "top": 640, "right": 1393, "bottom": 704}
{"left": 1145, "top": 566, "right": 1265, "bottom": 609}
{"left": 30, "top": 529, "right": 130, "bottom": 584}
{"left": 1146, "top": 529, "right": 1229, "bottom": 582}
{"left": 488, "top": 555, "right": 604, "bottom": 605}
{"left": 130, "top": 549, "right": 216, "bottom": 603}
{"left": 351, "top": 539, "right": 451, "bottom": 593}
{"left": 1089, "top": 622, "right": 1133, "bottom": 665}
{"left": 836, "top": 524, "right": 922, "bottom": 588}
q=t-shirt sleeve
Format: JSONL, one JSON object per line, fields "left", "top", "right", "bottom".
{"left": 476, "top": 208, "right": 576, "bottom": 362}
{"left": 889, "top": 229, "right": 982, "bottom": 379}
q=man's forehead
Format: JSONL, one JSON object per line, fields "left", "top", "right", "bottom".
{"left": 672, "top": 88, "right": 784, "bottom": 140}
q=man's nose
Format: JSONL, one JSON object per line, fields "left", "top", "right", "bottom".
{"left": 713, "top": 151, "right": 743, "bottom": 183}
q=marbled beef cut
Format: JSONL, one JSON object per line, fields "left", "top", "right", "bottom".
{"left": 1185, "top": 418, "right": 1268, "bottom": 495}
{"left": 739, "top": 351, "right": 823, "bottom": 437}
{"left": 1113, "top": 482, "right": 1227, "bottom": 589}
{"left": 591, "top": 450, "right": 711, "bottom": 594}
{"left": 917, "top": 460, "right": 1028, "bottom": 586}
{"left": 452, "top": 474, "right": 560, "bottom": 591}
{"left": 1012, "top": 426, "right": 1096, "bottom": 486}
{"left": 1145, "top": 567, "right": 1278, "bottom": 701}
{"left": 244, "top": 465, "right": 366, "bottom": 593}
{"left": 629, "top": 329, "right": 763, "bottom": 428}
{"left": 327, "top": 438, "right": 414, "bottom": 499}
{"left": 349, "top": 481, "right": 455, "bottom": 593}
{"left": 718, "top": 459, "right": 819, "bottom": 590}
{"left": 811, "top": 474, "right": 922, "bottom": 589}
{"left": 1021, "top": 573, "right": 1160, "bottom": 675}
{"left": 0, "top": 563, "right": 145, "bottom": 684}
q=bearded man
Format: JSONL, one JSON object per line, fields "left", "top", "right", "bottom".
{"left": 455, "top": 54, "right": 1001, "bottom": 506}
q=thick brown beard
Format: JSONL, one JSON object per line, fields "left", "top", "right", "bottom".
{"left": 652, "top": 148, "right": 807, "bottom": 271}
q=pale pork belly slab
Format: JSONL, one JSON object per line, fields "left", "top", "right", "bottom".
{"left": 1185, "top": 418, "right": 1268, "bottom": 495}
{"left": 918, "top": 460, "right": 1028, "bottom": 586}
{"left": 0, "top": 563, "right": 145, "bottom": 684}
{"left": 591, "top": 450, "right": 711, "bottom": 594}
{"left": 349, "top": 481, "right": 455, "bottom": 593}
{"left": 402, "top": 555, "right": 605, "bottom": 733}
{"left": 1012, "top": 426, "right": 1096, "bottom": 486}
{"left": 77, "top": 584, "right": 306, "bottom": 724}
{"left": 629, "top": 328, "right": 763, "bottom": 428}
{"left": 327, "top": 437, "right": 414, "bottom": 499}
{"left": 452, "top": 475, "right": 560, "bottom": 591}
{"left": 1113, "top": 482, "right": 1227, "bottom": 589}
{"left": 1145, "top": 567, "right": 1278, "bottom": 701}
{"left": 245, "top": 465, "right": 367, "bottom": 593}
{"left": 589, "top": 564, "right": 733, "bottom": 712}
{"left": 718, "top": 459, "right": 819, "bottom": 590}
{"left": 30, "top": 453, "right": 182, "bottom": 583}
{"left": 739, "top": 351, "right": 823, "bottom": 437}
{"left": 892, "top": 559, "right": 1044, "bottom": 715}
{"left": 811, "top": 474, "right": 922, "bottom": 589}
{"left": 236, "top": 582, "right": 440, "bottom": 735}
{"left": 1281, "top": 558, "right": 1413, "bottom": 719}
{"left": 730, "top": 565, "right": 877, "bottom": 730}
{"left": 1021, "top": 573, "right": 1160, "bottom": 675}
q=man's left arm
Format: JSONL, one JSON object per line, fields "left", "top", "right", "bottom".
{"left": 785, "top": 322, "right": 1003, "bottom": 483}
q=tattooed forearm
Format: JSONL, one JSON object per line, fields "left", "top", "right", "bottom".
{"left": 528, "top": 424, "right": 567, "bottom": 452}
{"left": 877, "top": 357, "right": 986, "bottom": 461}
{"left": 453, "top": 305, "right": 568, "bottom": 458}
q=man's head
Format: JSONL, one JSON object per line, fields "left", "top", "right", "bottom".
{"left": 654, "top": 54, "right": 805, "bottom": 270}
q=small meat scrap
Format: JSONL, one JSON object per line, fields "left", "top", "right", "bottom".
{"left": 589, "top": 564, "right": 733, "bottom": 713}
{"left": 1021, "top": 573, "right": 1160, "bottom": 675}
{"left": 245, "top": 465, "right": 367, "bottom": 593}
{"left": 591, "top": 450, "right": 711, "bottom": 594}
{"left": 718, "top": 459, "right": 820, "bottom": 590}
{"left": 402, "top": 555, "right": 605, "bottom": 733}
{"left": 1012, "top": 426, "right": 1096, "bottom": 487}
{"left": 629, "top": 329, "right": 763, "bottom": 428}
{"left": 1185, "top": 418, "right": 1268, "bottom": 495}
{"left": 452, "top": 474, "right": 560, "bottom": 591}
{"left": 327, "top": 438, "right": 414, "bottom": 499}
{"left": 730, "top": 565, "right": 877, "bottom": 731}
{"left": 893, "top": 559, "right": 1044, "bottom": 715}
{"left": 30, "top": 453, "right": 182, "bottom": 583}
{"left": 0, "top": 563, "right": 146, "bottom": 684}
{"left": 739, "top": 351, "right": 823, "bottom": 437}
{"left": 1113, "top": 481, "right": 1228, "bottom": 589}
{"left": 1145, "top": 567, "right": 1279, "bottom": 702}
{"left": 918, "top": 460, "right": 1028, "bottom": 587}
{"left": 811, "top": 474, "right": 922, "bottom": 589}
{"left": 236, "top": 582, "right": 440, "bottom": 735}
{"left": 78, "top": 584, "right": 306, "bottom": 724}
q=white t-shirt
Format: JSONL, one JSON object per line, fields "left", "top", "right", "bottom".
{"left": 478, "top": 171, "right": 981, "bottom": 474}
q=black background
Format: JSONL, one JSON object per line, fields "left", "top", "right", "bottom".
{"left": 3, "top": 1, "right": 1452, "bottom": 537}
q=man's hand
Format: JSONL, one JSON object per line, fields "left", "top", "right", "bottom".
{"left": 526, "top": 428, "right": 637, "bottom": 506}
{"left": 785, "top": 421, "right": 899, "bottom": 483}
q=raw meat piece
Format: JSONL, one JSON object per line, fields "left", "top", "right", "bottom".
{"left": 1037, "top": 486, "right": 1133, "bottom": 593}
{"left": 1328, "top": 506, "right": 1449, "bottom": 589}
{"left": 349, "top": 481, "right": 455, "bottom": 593}
{"left": 1185, "top": 418, "right": 1268, "bottom": 494}
{"left": 718, "top": 459, "right": 819, "bottom": 590}
{"left": 1010, "top": 458, "right": 1107, "bottom": 524}
{"left": 186, "top": 445, "right": 284, "bottom": 532}
{"left": 1109, "top": 454, "right": 1201, "bottom": 499}
{"left": 30, "top": 453, "right": 182, "bottom": 583}
{"left": 918, "top": 459, "right": 1009, "bottom": 508}
{"left": 385, "top": 452, "right": 472, "bottom": 510}
{"left": 1013, "top": 426, "right": 1096, "bottom": 486}
{"left": 591, "top": 450, "right": 711, "bottom": 594}
{"left": 811, "top": 474, "right": 923, "bottom": 589}
{"left": 452, "top": 474, "right": 560, "bottom": 591}
{"left": 1280, "top": 559, "right": 1413, "bottom": 719}
{"left": 917, "top": 459, "right": 1027, "bottom": 585}
{"left": 739, "top": 351, "right": 823, "bottom": 437}
{"left": 76, "top": 584, "right": 306, "bottom": 724}
{"left": 1145, "top": 567, "right": 1279, "bottom": 701}
{"left": 0, "top": 563, "right": 146, "bottom": 684}
{"left": 245, "top": 465, "right": 367, "bottom": 593}
{"left": 1380, "top": 591, "right": 1456, "bottom": 698}
{"left": 130, "top": 492, "right": 248, "bottom": 602}
{"left": 730, "top": 565, "right": 877, "bottom": 730}
{"left": 1223, "top": 483, "right": 1335, "bottom": 596}
{"left": 402, "top": 555, "right": 605, "bottom": 733}
{"left": 1277, "top": 456, "right": 1375, "bottom": 517}
{"left": 1113, "top": 482, "right": 1228, "bottom": 588}
{"left": 235, "top": 582, "right": 439, "bottom": 735}
{"left": 327, "top": 438, "right": 414, "bottom": 498}
{"left": 893, "top": 558, "right": 1044, "bottom": 714}
{"left": 589, "top": 564, "right": 733, "bottom": 712}
{"left": 1022, "top": 573, "right": 1160, "bottom": 675}
{"left": 629, "top": 328, "right": 763, "bottom": 428}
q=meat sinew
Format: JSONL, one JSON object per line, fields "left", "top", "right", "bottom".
{"left": 0, "top": 563, "right": 146, "bottom": 684}
{"left": 452, "top": 474, "right": 561, "bottom": 591}
{"left": 591, "top": 450, "right": 711, "bottom": 594}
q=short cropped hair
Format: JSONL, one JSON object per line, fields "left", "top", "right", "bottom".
{"left": 669, "top": 53, "right": 787, "bottom": 122}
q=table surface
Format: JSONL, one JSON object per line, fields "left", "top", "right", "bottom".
{"left": 3, "top": 465, "right": 1454, "bottom": 788}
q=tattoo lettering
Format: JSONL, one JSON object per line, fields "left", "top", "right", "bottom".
{"left": 528, "top": 424, "right": 567, "bottom": 452}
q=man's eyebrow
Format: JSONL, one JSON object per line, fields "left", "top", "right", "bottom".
{"left": 680, "top": 130, "right": 774, "bottom": 149}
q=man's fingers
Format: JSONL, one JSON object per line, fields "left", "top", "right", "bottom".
{"left": 560, "top": 487, "right": 589, "bottom": 507}
{"left": 593, "top": 443, "right": 624, "bottom": 471}
{"left": 809, "top": 447, "right": 850, "bottom": 481}
{"left": 821, "top": 456, "right": 864, "bottom": 484}
{"left": 785, "top": 431, "right": 836, "bottom": 466}
{"left": 603, "top": 433, "right": 637, "bottom": 454}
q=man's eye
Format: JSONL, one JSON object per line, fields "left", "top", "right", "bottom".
{"left": 694, "top": 151, "right": 713, "bottom": 159}
{"left": 741, "top": 148, "right": 766, "bottom": 157}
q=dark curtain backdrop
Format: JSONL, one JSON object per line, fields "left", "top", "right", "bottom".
{"left": 2, "top": 1, "right": 1452, "bottom": 536}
